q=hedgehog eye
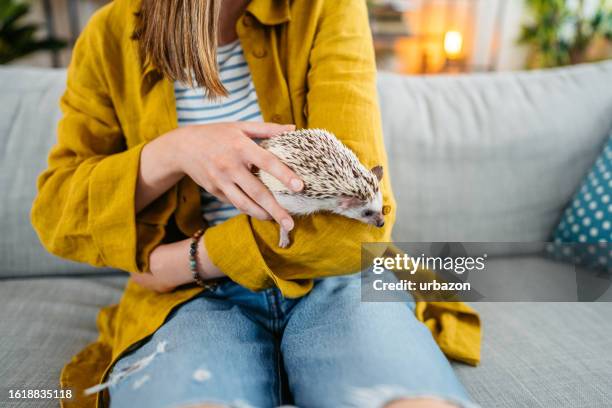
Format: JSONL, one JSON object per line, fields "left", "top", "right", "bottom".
{"left": 363, "top": 210, "right": 374, "bottom": 217}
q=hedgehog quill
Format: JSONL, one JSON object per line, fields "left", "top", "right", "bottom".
{"left": 258, "top": 128, "right": 385, "bottom": 248}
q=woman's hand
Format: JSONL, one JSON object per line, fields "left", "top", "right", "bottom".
{"left": 130, "top": 270, "right": 174, "bottom": 293}
{"left": 136, "top": 121, "right": 303, "bottom": 232}
{"left": 172, "top": 122, "right": 303, "bottom": 231}
{"left": 133, "top": 121, "right": 300, "bottom": 293}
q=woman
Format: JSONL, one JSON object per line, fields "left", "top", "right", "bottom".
{"left": 31, "top": 0, "right": 480, "bottom": 407}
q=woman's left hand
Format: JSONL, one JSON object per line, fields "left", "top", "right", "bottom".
{"left": 130, "top": 271, "right": 175, "bottom": 293}
{"left": 130, "top": 237, "right": 224, "bottom": 293}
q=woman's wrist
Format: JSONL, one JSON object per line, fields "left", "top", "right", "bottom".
{"left": 148, "top": 241, "right": 189, "bottom": 289}
{"left": 147, "top": 236, "right": 224, "bottom": 291}
{"left": 158, "top": 127, "right": 188, "bottom": 179}
{"left": 135, "top": 128, "right": 187, "bottom": 213}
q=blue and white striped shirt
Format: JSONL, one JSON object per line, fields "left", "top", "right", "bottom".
{"left": 175, "top": 40, "right": 261, "bottom": 226}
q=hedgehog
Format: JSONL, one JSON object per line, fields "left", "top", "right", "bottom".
{"left": 258, "top": 128, "right": 385, "bottom": 248}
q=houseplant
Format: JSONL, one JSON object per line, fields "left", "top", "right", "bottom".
{"left": 519, "top": 0, "right": 611, "bottom": 68}
{"left": 0, "top": 0, "right": 65, "bottom": 64}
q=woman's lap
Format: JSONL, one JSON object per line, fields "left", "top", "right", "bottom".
{"left": 282, "top": 276, "right": 473, "bottom": 407}
{"left": 108, "top": 274, "right": 475, "bottom": 408}
{"left": 108, "top": 292, "right": 281, "bottom": 408}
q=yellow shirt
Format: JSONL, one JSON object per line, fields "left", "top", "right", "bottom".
{"left": 30, "top": 0, "right": 481, "bottom": 406}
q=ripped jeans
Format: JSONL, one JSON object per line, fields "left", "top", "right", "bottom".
{"left": 108, "top": 273, "right": 477, "bottom": 408}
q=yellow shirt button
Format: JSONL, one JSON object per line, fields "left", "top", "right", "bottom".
{"left": 382, "top": 205, "right": 391, "bottom": 215}
{"left": 271, "top": 114, "right": 282, "bottom": 123}
{"left": 252, "top": 48, "right": 267, "bottom": 58}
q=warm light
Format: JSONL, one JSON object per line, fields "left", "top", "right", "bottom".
{"left": 444, "top": 30, "right": 463, "bottom": 59}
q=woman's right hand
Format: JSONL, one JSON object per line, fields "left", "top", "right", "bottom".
{"left": 170, "top": 122, "right": 303, "bottom": 232}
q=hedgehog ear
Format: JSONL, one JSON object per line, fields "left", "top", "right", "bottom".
{"left": 338, "top": 195, "right": 362, "bottom": 209}
{"left": 371, "top": 165, "right": 383, "bottom": 181}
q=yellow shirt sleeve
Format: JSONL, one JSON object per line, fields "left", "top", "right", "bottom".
{"left": 30, "top": 12, "right": 166, "bottom": 274}
{"left": 204, "top": 0, "right": 397, "bottom": 298}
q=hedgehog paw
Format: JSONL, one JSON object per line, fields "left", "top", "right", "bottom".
{"left": 279, "top": 228, "right": 291, "bottom": 248}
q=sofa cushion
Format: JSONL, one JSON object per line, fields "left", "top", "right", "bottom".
{"left": 378, "top": 61, "right": 612, "bottom": 249}
{"left": 549, "top": 133, "right": 612, "bottom": 271}
{"left": 461, "top": 254, "right": 612, "bottom": 302}
{"left": 0, "top": 67, "right": 116, "bottom": 278}
{"left": 0, "top": 276, "right": 127, "bottom": 407}
{"left": 454, "top": 301, "right": 612, "bottom": 408}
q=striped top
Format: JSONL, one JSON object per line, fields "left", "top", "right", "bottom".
{"left": 175, "top": 40, "right": 260, "bottom": 226}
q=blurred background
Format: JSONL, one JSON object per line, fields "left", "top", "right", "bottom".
{"left": 1, "top": 0, "right": 611, "bottom": 73}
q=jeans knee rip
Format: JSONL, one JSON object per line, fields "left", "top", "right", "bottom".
{"left": 84, "top": 340, "right": 168, "bottom": 396}
{"left": 192, "top": 368, "right": 212, "bottom": 382}
{"left": 132, "top": 374, "right": 151, "bottom": 390}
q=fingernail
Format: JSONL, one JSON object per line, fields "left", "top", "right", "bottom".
{"left": 290, "top": 179, "right": 303, "bottom": 191}
{"left": 282, "top": 218, "right": 294, "bottom": 231}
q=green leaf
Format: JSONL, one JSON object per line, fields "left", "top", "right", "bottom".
{"left": 2, "top": 23, "right": 38, "bottom": 44}
{"left": 0, "top": 0, "right": 67, "bottom": 64}
{"left": 0, "top": 2, "right": 29, "bottom": 29}
{"left": 519, "top": 0, "right": 612, "bottom": 68}
{"left": 518, "top": 25, "right": 538, "bottom": 43}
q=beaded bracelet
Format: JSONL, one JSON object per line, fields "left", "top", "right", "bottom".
{"left": 189, "top": 228, "right": 218, "bottom": 290}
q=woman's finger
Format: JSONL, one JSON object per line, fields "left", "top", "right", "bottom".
{"left": 250, "top": 147, "right": 304, "bottom": 193}
{"left": 205, "top": 186, "right": 231, "bottom": 204}
{"left": 236, "top": 121, "right": 295, "bottom": 139}
{"left": 214, "top": 191, "right": 231, "bottom": 204}
{"left": 221, "top": 182, "right": 271, "bottom": 221}
{"left": 234, "top": 169, "right": 294, "bottom": 230}
{"left": 192, "top": 175, "right": 231, "bottom": 204}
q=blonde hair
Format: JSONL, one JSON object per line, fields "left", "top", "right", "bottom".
{"left": 133, "top": 0, "right": 228, "bottom": 97}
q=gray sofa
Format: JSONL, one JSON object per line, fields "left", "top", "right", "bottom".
{"left": 1, "top": 61, "right": 612, "bottom": 408}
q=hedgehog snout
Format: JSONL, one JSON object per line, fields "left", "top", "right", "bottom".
{"left": 373, "top": 213, "right": 385, "bottom": 228}
{"left": 365, "top": 211, "right": 385, "bottom": 228}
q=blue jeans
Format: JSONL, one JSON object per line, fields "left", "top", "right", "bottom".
{"left": 108, "top": 273, "right": 476, "bottom": 408}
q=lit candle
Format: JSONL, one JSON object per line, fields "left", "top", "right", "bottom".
{"left": 444, "top": 30, "right": 463, "bottom": 59}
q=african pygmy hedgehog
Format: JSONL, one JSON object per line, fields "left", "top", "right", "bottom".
{"left": 258, "top": 128, "right": 385, "bottom": 248}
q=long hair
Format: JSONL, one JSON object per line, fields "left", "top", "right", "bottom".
{"left": 133, "top": 0, "right": 228, "bottom": 97}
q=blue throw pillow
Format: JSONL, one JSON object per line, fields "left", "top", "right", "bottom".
{"left": 548, "top": 134, "right": 612, "bottom": 271}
